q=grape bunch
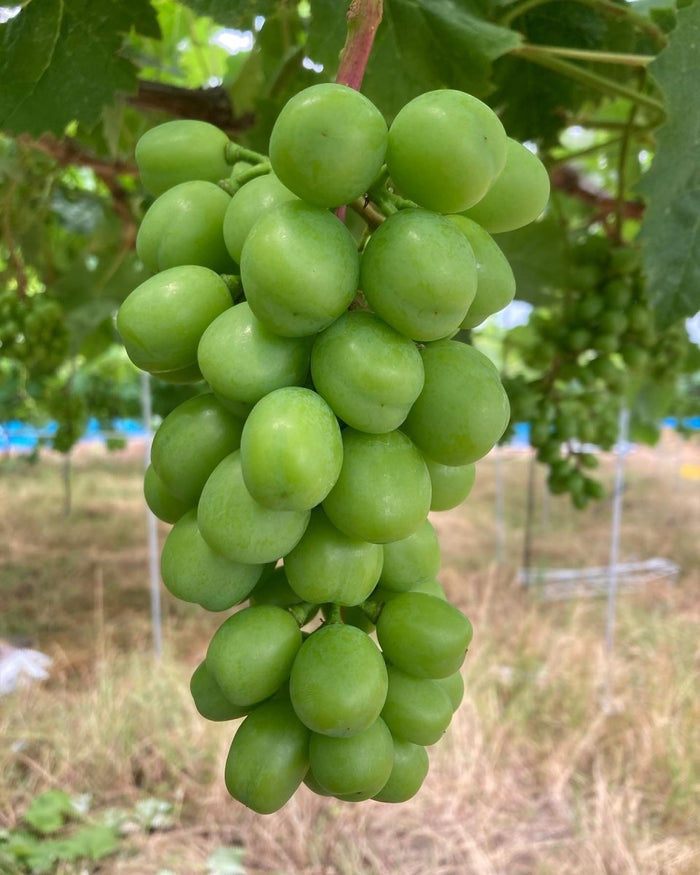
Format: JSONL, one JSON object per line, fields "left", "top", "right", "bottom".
{"left": 0, "top": 287, "right": 69, "bottom": 376}
{"left": 119, "top": 84, "right": 549, "bottom": 813}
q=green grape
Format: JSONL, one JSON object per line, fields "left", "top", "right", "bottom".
{"left": 135, "top": 120, "right": 231, "bottom": 196}
{"left": 322, "top": 428, "right": 432, "bottom": 544}
{"left": 289, "top": 623, "right": 388, "bottom": 737}
{"left": 224, "top": 699, "right": 310, "bottom": 814}
{"left": 386, "top": 89, "right": 507, "bottom": 213}
{"left": 599, "top": 310, "right": 628, "bottom": 336}
{"left": 309, "top": 718, "right": 394, "bottom": 800}
{"left": 566, "top": 328, "right": 591, "bottom": 353}
{"left": 198, "top": 301, "right": 312, "bottom": 406}
{"left": 379, "top": 519, "right": 441, "bottom": 593}
{"left": 240, "top": 387, "right": 343, "bottom": 511}
{"left": 249, "top": 565, "right": 301, "bottom": 607}
{"left": 117, "top": 265, "right": 232, "bottom": 376}
{"left": 376, "top": 592, "right": 473, "bottom": 679}
{"left": 222, "top": 172, "right": 298, "bottom": 263}
{"left": 310, "top": 310, "right": 425, "bottom": 433}
{"left": 152, "top": 362, "right": 205, "bottom": 385}
{"left": 380, "top": 665, "right": 453, "bottom": 746}
{"left": 143, "top": 464, "right": 192, "bottom": 524}
{"left": 207, "top": 605, "right": 302, "bottom": 706}
{"left": 284, "top": 508, "right": 383, "bottom": 607}
{"left": 373, "top": 738, "right": 429, "bottom": 803}
{"left": 576, "top": 294, "right": 604, "bottom": 322}
{"left": 136, "top": 180, "right": 235, "bottom": 274}
{"left": 190, "top": 660, "right": 251, "bottom": 722}
{"left": 461, "top": 138, "right": 550, "bottom": 233}
{"left": 602, "top": 279, "right": 632, "bottom": 309}
{"left": 626, "top": 303, "right": 652, "bottom": 334}
{"left": 437, "top": 671, "right": 465, "bottom": 712}
{"left": 447, "top": 215, "right": 516, "bottom": 328}
{"left": 424, "top": 457, "right": 476, "bottom": 511}
{"left": 150, "top": 394, "right": 244, "bottom": 505}
{"left": 197, "top": 451, "right": 310, "bottom": 565}
{"left": 621, "top": 344, "right": 649, "bottom": 369}
{"left": 402, "top": 341, "right": 510, "bottom": 466}
{"left": 269, "top": 83, "right": 388, "bottom": 208}
{"left": 359, "top": 209, "right": 477, "bottom": 342}
{"left": 241, "top": 200, "right": 359, "bottom": 337}
{"left": 161, "top": 509, "right": 263, "bottom": 611}
{"left": 409, "top": 578, "right": 448, "bottom": 600}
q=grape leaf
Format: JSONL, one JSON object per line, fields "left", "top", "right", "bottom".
{"left": 0, "top": 0, "right": 160, "bottom": 136}
{"left": 637, "top": 0, "right": 700, "bottom": 327}
{"left": 179, "top": 0, "right": 279, "bottom": 29}
{"left": 309, "top": 0, "right": 520, "bottom": 117}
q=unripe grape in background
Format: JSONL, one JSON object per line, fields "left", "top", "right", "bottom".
{"left": 135, "top": 119, "right": 231, "bottom": 196}
{"left": 269, "top": 82, "right": 388, "bottom": 207}
{"left": 386, "top": 89, "right": 508, "bottom": 212}
{"left": 460, "top": 138, "right": 550, "bottom": 233}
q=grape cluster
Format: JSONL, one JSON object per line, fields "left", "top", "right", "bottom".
{"left": 504, "top": 236, "right": 691, "bottom": 507}
{"left": 120, "top": 84, "right": 549, "bottom": 813}
{"left": 0, "top": 287, "right": 69, "bottom": 376}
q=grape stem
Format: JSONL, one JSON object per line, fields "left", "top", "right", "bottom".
{"left": 224, "top": 142, "right": 268, "bottom": 165}
{"left": 287, "top": 602, "right": 320, "bottom": 627}
{"left": 335, "top": 0, "right": 383, "bottom": 91}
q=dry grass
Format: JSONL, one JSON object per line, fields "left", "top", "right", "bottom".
{"left": 0, "top": 433, "right": 698, "bottom": 874}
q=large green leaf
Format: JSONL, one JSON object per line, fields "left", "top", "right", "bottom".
{"left": 637, "top": 0, "right": 700, "bottom": 327}
{"left": 179, "top": 0, "right": 279, "bottom": 29}
{"left": 0, "top": 0, "right": 159, "bottom": 136}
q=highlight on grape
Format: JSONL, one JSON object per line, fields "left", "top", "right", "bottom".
{"left": 118, "top": 84, "right": 549, "bottom": 814}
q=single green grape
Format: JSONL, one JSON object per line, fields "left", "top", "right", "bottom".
{"left": 160, "top": 509, "right": 263, "bottom": 611}
{"left": 310, "top": 310, "right": 424, "bottom": 433}
{"left": 380, "top": 665, "right": 453, "bottom": 746}
{"left": 269, "top": 83, "right": 388, "bottom": 208}
{"left": 117, "top": 265, "right": 232, "bottom": 376}
{"left": 386, "top": 89, "right": 507, "bottom": 213}
{"left": 249, "top": 565, "right": 302, "bottom": 608}
{"left": 376, "top": 591, "right": 473, "bottom": 679}
{"left": 241, "top": 200, "right": 359, "bottom": 337}
{"left": 437, "top": 671, "right": 465, "bottom": 712}
{"left": 240, "top": 387, "right": 343, "bottom": 511}
{"left": 402, "top": 341, "right": 510, "bottom": 466}
{"left": 322, "top": 428, "right": 432, "bottom": 544}
{"left": 197, "top": 451, "right": 310, "bottom": 565}
{"left": 373, "top": 737, "right": 429, "bottom": 803}
{"left": 461, "top": 138, "right": 550, "bottom": 233}
{"left": 136, "top": 181, "right": 235, "bottom": 274}
{"left": 190, "top": 660, "right": 251, "bottom": 722}
{"left": 283, "top": 508, "right": 383, "bottom": 606}
{"left": 223, "top": 172, "right": 298, "bottom": 263}
{"left": 143, "top": 464, "right": 192, "bottom": 524}
{"left": 360, "top": 209, "right": 477, "bottom": 342}
{"left": 424, "top": 457, "right": 476, "bottom": 511}
{"left": 206, "top": 605, "right": 302, "bottom": 707}
{"left": 135, "top": 120, "right": 231, "bottom": 196}
{"left": 198, "top": 301, "right": 312, "bottom": 406}
{"left": 150, "top": 394, "right": 245, "bottom": 506}
{"left": 224, "top": 699, "right": 310, "bottom": 814}
{"left": 309, "top": 718, "right": 394, "bottom": 800}
{"left": 289, "top": 623, "right": 388, "bottom": 737}
{"left": 379, "top": 519, "right": 441, "bottom": 593}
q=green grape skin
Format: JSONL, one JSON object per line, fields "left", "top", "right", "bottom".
{"left": 289, "top": 623, "right": 388, "bottom": 737}
{"left": 402, "top": 341, "right": 510, "bottom": 466}
{"left": 409, "top": 578, "right": 448, "bottom": 600}
{"left": 224, "top": 699, "right": 310, "bottom": 814}
{"left": 197, "top": 451, "right": 310, "bottom": 565}
{"left": 461, "top": 138, "right": 550, "bottom": 233}
{"left": 240, "top": 387, "right": 343, "bottom": 511}
{"left": 198, "top": 302, "right": 312, "bottom": 406}
{"left": 621, "top": 344, "right": 649, "bottom": 369}
{"left": 283, "top": 508, "right": 383, "bottom": 606}
{"left": 150, "top": 394, "right": 245, "bottom": 506}
{"left": 602, "top": 279, "right": 632, "bottom": 309}
{"left": 160, "top": 509, "right": 263, "bottom": 611}
{"left": 386, "top": 89, "right": 507, "bottom": 213}
{"left": 153, "top": 362, "right": 205, "bottom": 385}
{"left": 143, "top": 464, "right": 192, "bottom": 524}
{"left": 373, "top": 738, "right": 429, "bottom": 803}
{"left": 117, "top": 266, "right": 232, "bottom": 376}
{"left": 309, "top": 718, "right": 394, "bottom": 800}
{"left": 437, "top": 671, "right": 465, "bottom": 712}
{"left": 379, "top": 519, "right": 441, "bottom": 593}
{"left": 222, "top": 172, "right": 298, "bottom": 263}
{"left": 376, "top": 591, "right": 473, "bottom": 679}
{"left": 249, "top": 565, "right": 302, "bottom": 608}
{"left": 359, "top": 209, "right": 477, "bottom": 342}
{"left": 206, "top": 605, "right": 302, "bottom": 707}
{"left": 322, "top": 428, "right": 432, "bottom": 544}
{"left": 190, "top": 660, "right": 251, "bottom": 722}
{"left": 135, "top": 120, "right": 231, "bottom": 197}
{"left": 599, "top": 310, "right": 628, "bottom": 336}
{"left": 576, "top": 294, "right": 604, "bottom": 322}
{"left": 380, "top": 665, "right": 453, "bottom": 746}
{"left": 424, "top": 457, "right": 476, "bottom": 511}
{"left": 268, "top": 83, "right": 388, "bottom": 208}
{"left": 136, "top": 181, "right": 235, "bottom": 274}
{"left": 310, "top": 310, "right": 425, "bottom": 433}
{"left": 241, "top": 200, "right": 359, "bottom": 337}
{"left": 447, "top": 215, "right": 516, "bottom": 328}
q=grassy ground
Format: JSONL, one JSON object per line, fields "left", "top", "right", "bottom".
{"left": 0, "top": 434, "right": 698, "bottom": 874}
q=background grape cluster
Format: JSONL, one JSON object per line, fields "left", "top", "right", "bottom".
{"left": 118, "top": 83, "right": 552, "bottom": 813}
